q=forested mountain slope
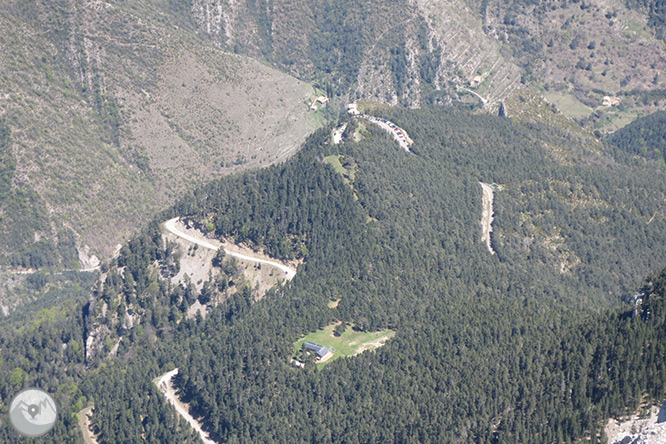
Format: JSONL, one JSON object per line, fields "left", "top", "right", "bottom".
{"left": 3, "top": 1, "right": 666, "bottom": 441}
{"left": 3, "top": 0, "right": 666, "bottom": 315}
{"left": 606, "top": 110, "right": 666, "bottom": 165}
{"left": 160, "top": 108, "right": 666, "bottom": 442}
{"left": 1, "top": 105, "right": 662, "bottom": 442}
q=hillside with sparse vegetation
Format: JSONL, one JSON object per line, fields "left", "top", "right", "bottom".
{"left": 2, "top": 0, "right": 665, "bottom": 307}
{"left": 192, "top": 0, "right": 666, "bottom": 125}
{"left": 0, "top": 0, "right": 321, "bottom": 272}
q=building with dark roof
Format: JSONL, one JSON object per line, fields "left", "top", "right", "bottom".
{"left": 303, "top": 341, "right": 329, "bottom": 360}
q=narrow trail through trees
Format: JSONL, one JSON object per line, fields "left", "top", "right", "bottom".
{"left": 78, "top": 406, "right": 100, "bottom": 444}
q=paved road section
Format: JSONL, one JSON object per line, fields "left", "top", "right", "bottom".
{"left": 357, "top": 115, "right": 412, "bottom": 152}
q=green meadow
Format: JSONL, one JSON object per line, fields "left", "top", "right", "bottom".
{"left": 293, "top": 323, "right": 394, "bottom": 368}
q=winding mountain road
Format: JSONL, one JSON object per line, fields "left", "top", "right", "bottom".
{"left": 156, "top": 220, "right": 298, "bottom": 442}
{"left": 461, "top": 88, "right": 488, "bottom": 105}
{"left": 164, "top": 218, "right": 296, "bottom": 280}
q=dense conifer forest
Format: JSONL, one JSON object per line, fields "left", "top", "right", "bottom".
{"left": 1, "top": 106, "right": 665, "bottom": 442}
{"left": 606, "top": 110, "right": 666, "bottom": 166}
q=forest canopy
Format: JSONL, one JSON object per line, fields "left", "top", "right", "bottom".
{"left": 606, "top": 110, "right": 666, "bottom": 166}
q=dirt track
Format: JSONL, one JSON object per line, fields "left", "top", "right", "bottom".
{"left": 479, "top": 182, "right": 495, "bottom": 255}
{"left": 164, "top": 218, "right": 296, "bottom": 279}
{"left": 353, "top": 331, "right": 396, "bottom": 356}
{"left": 156, "top": 368, "right": 217, "bottom": 444}
{"left": 78, "top": 406, "right": 100, "bottom": 444}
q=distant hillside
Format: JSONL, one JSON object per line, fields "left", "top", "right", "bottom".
{"left": 627, "top": 0, "right": 666, "bottom": 40}
{"left": 477, "top": 0, "right": 666, "bottom": 130}
{"left": 0, "top": 0, "right": 320, "bottom": 267}
{"left": 192, "top": 0, "right": 522, "bottom": 107}
{"left": 191, "top": 0, "right": 666, "bottom": 127}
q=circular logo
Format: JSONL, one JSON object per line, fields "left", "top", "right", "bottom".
{"left": 9, "top": 388, "right": 58, "bottom": 437}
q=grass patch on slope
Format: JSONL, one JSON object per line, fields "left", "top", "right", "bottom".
{"left": 324, "top": 155, "right": 356, "bottom": 185}
{"left": 544, "top": 91, "right": 595, "bottom": 119}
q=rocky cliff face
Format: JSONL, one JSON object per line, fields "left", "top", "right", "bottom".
{"left": 190, "top": 0, "right": 521, "bottom": 108}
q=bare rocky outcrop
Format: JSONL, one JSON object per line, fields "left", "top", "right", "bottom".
{"left": 85, "top": 322, "right": 113, "bottom": 362}
{"left": 606, "top": 402, "right": 666, "bottom": 444}
{"left": 78, "top": 244, "right": 100, "bottom": 271}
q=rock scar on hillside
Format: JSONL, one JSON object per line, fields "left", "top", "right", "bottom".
{"left": 605, "top": 401, "right": 666, "bottom": 444}
{"left": 332, "top": 123, "right": 348, "bottom": 145}
{"left": 480, "top": 182, "right": 495, "bottom": 255}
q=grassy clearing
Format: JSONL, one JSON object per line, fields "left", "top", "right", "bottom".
{"left": 324, "top": 155, "right": 356, "bottom": 184}
{"left": 293, "top": 322, "right": 394, "bottom": 368}
{"left": 544, "top": 91, "right": 594, "bottom": 119}
{"left": 353, "top": 121, "right": 370, "bottom": 141}
{"left": 324, "top": 155, "right": 348, "bottom": 175}
{"left": 596, "top": 109, "right": 639, "bottom": 132}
